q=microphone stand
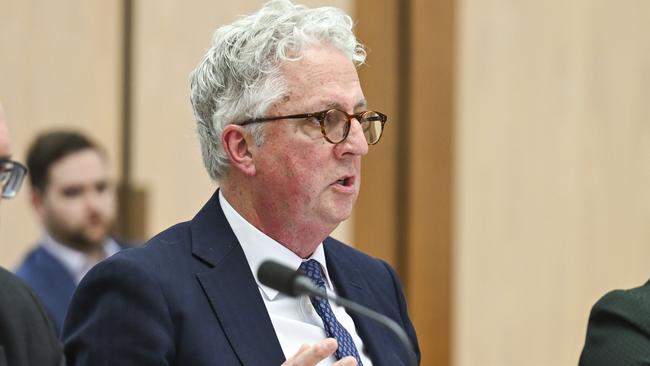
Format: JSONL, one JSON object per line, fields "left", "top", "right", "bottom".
{"left": 295, "top": 277, "right": 418, "bottom": 366}
{"left": 258, "top": 261, "right": 419, "bottom": 366}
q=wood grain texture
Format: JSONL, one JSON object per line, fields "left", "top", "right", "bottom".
{"left": 455, "top": 0, "right": 650, "bottom": 365}
{"left": 355, "top": 0, "right": 456, "bottom": 364}
{"left": 0, "top": 0, "right": 123, "bottom": 267}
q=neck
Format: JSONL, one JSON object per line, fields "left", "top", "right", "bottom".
{"left": 221, "top": 179, "right": 333, "bottom": 258}
{"left": 49, "top": 232, "right": 107, "bottom": 262}
{"left": 84, "top": 246, "right": 107, "bottom": 263}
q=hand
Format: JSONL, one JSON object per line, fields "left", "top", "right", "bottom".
{"left": 281, "top": 338, "right": 357, "bottom": 366}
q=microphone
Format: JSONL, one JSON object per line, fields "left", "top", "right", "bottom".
{"left": 258, "top": 260, "right": 418, "bottom": 366}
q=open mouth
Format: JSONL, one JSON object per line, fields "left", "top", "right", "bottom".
{"left": 334, "top": 176, "right": 355, "bottom": 187}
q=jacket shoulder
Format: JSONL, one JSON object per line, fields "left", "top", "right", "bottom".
{"left": 592, "top": 281, "right": 650, "bottom": 330}
{"left": 579, "top": 280, "right": 650, "bottom": 365}
{"left": 114, "top": 221, "right": 192, "bottom": 260}
{"left": 0, "top": 267, "right": 63, "bottom": 366}
{"left": 14, "top": 246, "right": 48, "bottom": 276}
{"left": 83, "top": 221, "right": 194, "bottom": 287}
{"left": 324, "top": 236, "right": 394, "bottom": 273}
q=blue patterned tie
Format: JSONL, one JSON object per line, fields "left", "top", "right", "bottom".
{"left": 298, "top": 259, "right": 363, "bottom": 365}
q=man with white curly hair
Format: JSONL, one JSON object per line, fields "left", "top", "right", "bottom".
{"left": 62, "top": 1, "right": 419, "bottom": 365}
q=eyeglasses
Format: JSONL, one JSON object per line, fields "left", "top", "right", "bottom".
{"left": 0, "top": 159, "right": 27, "bottom": 199}
{"left": 240, "top": 109, "right": 388, "bottom": 145}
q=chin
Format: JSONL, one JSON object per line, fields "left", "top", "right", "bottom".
{"left": 327, "top": 208, "right": 354, "bottom": 225}
{"left": 317, "top": 198, "right": 356, "bottom": 226}
{"left": 83, "top": 231, "right": 109, "bottom": 246}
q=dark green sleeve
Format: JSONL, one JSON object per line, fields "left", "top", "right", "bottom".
{"left": 579, "top": 284, "right": 650, "bottom": 366}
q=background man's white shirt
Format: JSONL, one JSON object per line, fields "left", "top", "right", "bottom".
{"left": 41, "top": 233, "right": 120, "bottom": 284}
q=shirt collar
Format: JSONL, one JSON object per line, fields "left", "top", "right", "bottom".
{"left": 218, "top": 190, "right": 331, "bottom": 300}
{"left": 41, "top": 233, "right": 120, "bottom": 284}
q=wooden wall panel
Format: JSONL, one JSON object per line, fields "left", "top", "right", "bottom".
{"left": 455, "top": 0, "right": 650, "bottom": 365}
{"left": 355, "top": 0, "right": 455, "bottom": 364}
{"left": 354, "top": 0, "right": 400, "bottom": 267}
{"left": 408, "top": 0, "right": 455, "bottom": 365}
{"left": 0, "top": 0, "right": 123, "bottom": 267}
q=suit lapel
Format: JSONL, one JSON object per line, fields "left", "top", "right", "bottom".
{"left": 324, "top": 239, "right": 406, "bottom": 366}
{"left": 191, "top": 190, "right": 285, "bottom": 366}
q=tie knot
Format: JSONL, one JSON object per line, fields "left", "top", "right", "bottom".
{"left": 298, "top": 259, "right": 326, "bottom": 289}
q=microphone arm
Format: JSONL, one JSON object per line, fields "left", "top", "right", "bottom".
{"left": 259, "top": 260, "right": 418, "bottom": 366}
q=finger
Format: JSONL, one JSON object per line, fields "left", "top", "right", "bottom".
{"left": 333, "top": 356, "right": 358, "bottom": 366}
{"left": 293, "top": 344, "right": 311, "bottom": 357}
{"left": 281, "top": 344, "right": 309, "bottom": 366}
{"left": 282, "top": 338, "right": 338, "bottom": 366}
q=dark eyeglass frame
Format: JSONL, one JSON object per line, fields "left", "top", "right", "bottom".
{"left": 239, "top": 108, "right": 388, "bottom": 145}
{"left": 0, "top": 159, "right": 28, "bottom": 199}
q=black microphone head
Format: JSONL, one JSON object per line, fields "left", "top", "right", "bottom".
{"left": 258, "top": 260, "right": 303, "bottom": 297}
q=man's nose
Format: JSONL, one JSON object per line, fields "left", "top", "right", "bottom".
{"left": 85, "top": 191, "right": 105, "bottom": 212}
{"left": 336, "top": 119, "right": 369, "bottom": 157}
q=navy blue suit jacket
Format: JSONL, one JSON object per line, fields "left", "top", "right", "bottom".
{"left": 15, "top": 246, "right": 77, "bottom": 334}
{"left": 62, "top": 191, "right": 420, "bottom": 366}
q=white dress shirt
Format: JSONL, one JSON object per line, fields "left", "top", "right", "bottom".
{"left": 219, "top": 191, "right": 373, "bottom": 365}
{"left": 41, "top": 233, "right": 121, "bottom": 284}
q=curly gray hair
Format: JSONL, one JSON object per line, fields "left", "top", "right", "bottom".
{"left": 190, "top": 0, "right": 366, "bottom": 181}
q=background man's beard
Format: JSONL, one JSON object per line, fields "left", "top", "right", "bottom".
{"left": 47, "top": 220, "right": 114, "bottom": 253}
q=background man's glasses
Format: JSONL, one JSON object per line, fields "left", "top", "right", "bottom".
{"left": 240, "top": 108, "right": 388, "bottom": 145}
{"left": 0, "top": 159, "right": 27, "bottom": 198}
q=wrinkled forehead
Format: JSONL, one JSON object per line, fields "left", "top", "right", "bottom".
{"left": 276, "top": 45, "right": 364, "bottom": 112}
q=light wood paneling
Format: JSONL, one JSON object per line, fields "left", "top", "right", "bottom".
{"left": 0, "top": 1, "right": 123, "bottom": 267}
{"left": 408, "top": 0, "right": 455, "bottom": 365}
{"left": 355, "top": 0, "right": 456, "bottom": 364}
{"left": 455, "top": 0, "right": 650, "bottom": 365}
{"left": 354, "top": 0, "right": 400, "bottom": 266}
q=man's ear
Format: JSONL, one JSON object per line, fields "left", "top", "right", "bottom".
{"left": 221, "top": 124, "right": 257, "bottom": 176}
{"left": 31, "top": 187, "right": 46, "bottom": 216}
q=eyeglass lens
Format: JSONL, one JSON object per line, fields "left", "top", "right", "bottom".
{"left": 0, "top": 160, "right": 27, "bottom": 198}
{"left": 322, "top": 110, "right": 383, "bottom": 144}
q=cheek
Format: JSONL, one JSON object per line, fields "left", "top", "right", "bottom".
{"left": 44, "top": 207, "right": 79, "bottom": 231}
{"left": 257, "top": 129, "right": 332, "bottom": 196}
{"left": 282, "top": 150, "right": 328, "bottom": 187}
{"left": 47, "top": 197, "right": 84, "bottom": 221}
{"left": 106, "top": 200, "right": 116, "bottom": 217}
{"left": 99, "top": 193, "right": 116, "bottom": 215}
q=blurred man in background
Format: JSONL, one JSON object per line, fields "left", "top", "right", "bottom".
{"left": 0, "top": 103, "right": 64, "bottom": 365}
{"left": 15, "top": 131, "right": 119, "bottom": 333}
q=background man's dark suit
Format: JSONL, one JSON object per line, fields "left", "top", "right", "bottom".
{"left": 62, "top": 191, "right": 419, "bottom": 366}
{"left": 16, "top": 241, "right": 128, "bottom": 333}
{"left": 579, "top": 280, "right": 650, "bottom": 365}
{"left": 0, "top": 267, "right": 64, "bottom": 366}
{"left": 15, "top": 246, "right": 77, "bottom": 332}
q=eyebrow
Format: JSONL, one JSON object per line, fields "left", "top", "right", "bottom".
{"left": 321, "top": 99, "right": 368, "bottom": 111}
